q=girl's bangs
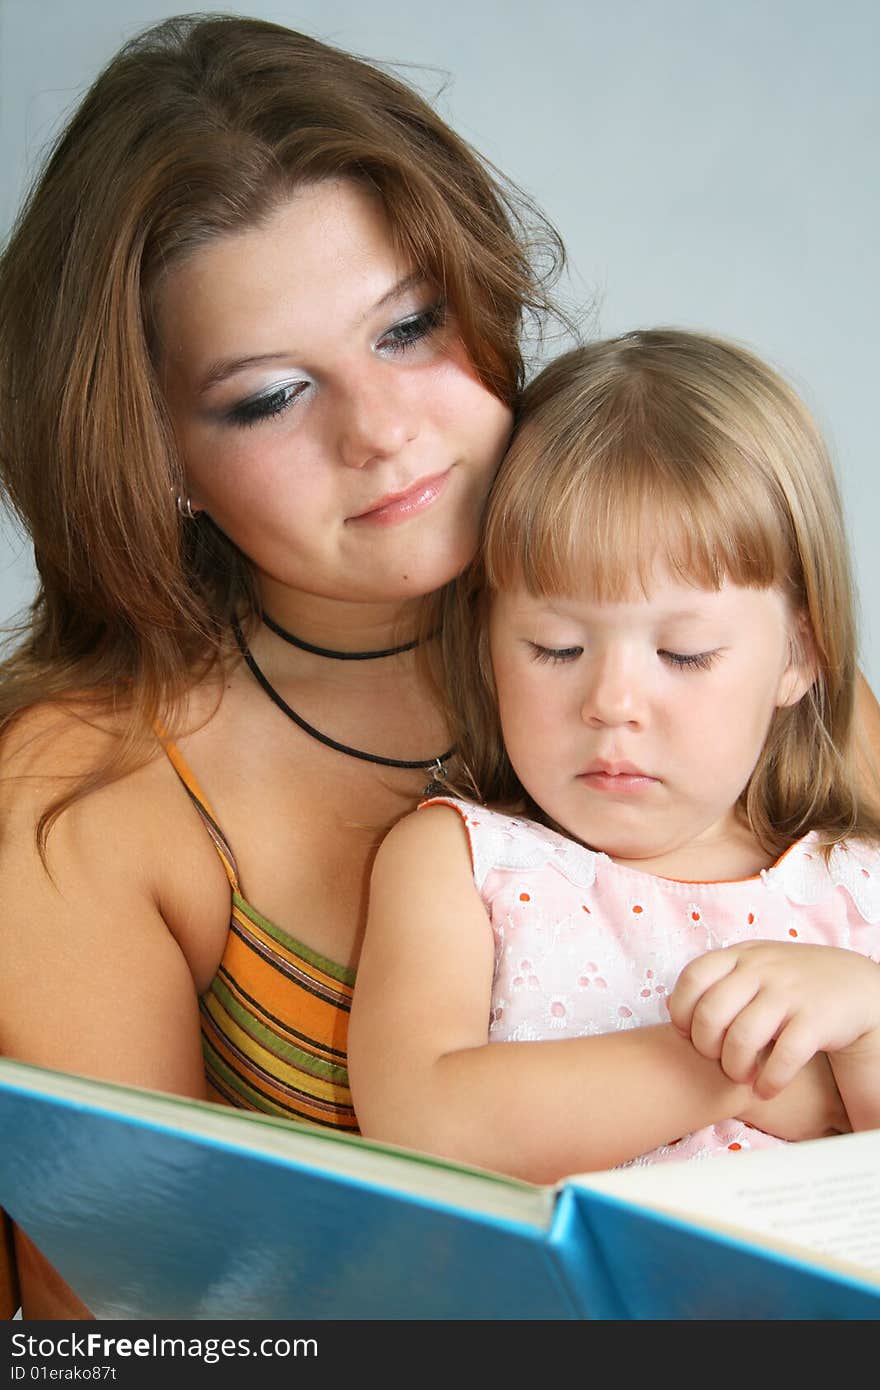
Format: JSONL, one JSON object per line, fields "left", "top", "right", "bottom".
{"left": 484, "top": 435, "right": 793, "bottom": 602}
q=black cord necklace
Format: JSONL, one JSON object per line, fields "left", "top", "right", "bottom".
{"left": 262, "top": 610, "right": 419, "bottom": 660}
{"left": 233, "top": 620, "right": 454, "bottom": 792}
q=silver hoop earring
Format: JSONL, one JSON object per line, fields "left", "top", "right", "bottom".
{"left": 176, "top": 493, "right": 196, "bottom": 521}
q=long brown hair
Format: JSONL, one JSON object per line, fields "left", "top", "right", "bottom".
{"left": 0, "top": 12, "right": 566, "bottom": 844}
{"left": 439, "top": 329, "right": 880, "bottom": 856}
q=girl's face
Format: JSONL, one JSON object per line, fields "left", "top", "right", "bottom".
{"left": 488, "top": 569, "right": 813, "bottom": 877}
{"left": 155, "top": 179, "right": 513, "bottom": 618}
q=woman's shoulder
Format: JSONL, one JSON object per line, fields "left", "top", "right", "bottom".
{"left": 0, "top": 696, "right": 231, "bottom": 987}
{"left": 0, "top": 696, "right": 220, "bottom": 1091}
{"left": 0, "top": 700, "right": 136, "bottom": 841}
{"left": 0, "top": 697, "right": 123, "bottom": 776}
{"left": 0, "top": 698, "right": 179, "bottom": 865}
{"left": 0, "top": 698, "right": 171, "bottom": 825}
{"left": 0, "top": 675, "right": 221, "bottom": 790}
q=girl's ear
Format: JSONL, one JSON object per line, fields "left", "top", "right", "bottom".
{"left": 776, "top": 608, "right": 818, "bottom": 709}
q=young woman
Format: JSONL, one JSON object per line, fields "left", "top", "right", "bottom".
{"left": 1, "top": 15, "right": 878, "bottom": 1317}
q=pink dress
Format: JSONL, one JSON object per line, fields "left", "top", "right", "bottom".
{"left": 422, "top": 796, "right": 880, "bottom": 1166}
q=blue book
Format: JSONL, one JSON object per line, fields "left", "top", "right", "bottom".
{"left": 0, "top": 1056, "right": 878, "bottom": 1320}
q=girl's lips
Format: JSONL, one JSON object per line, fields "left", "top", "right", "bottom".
{"left": 348, "top": 470, "right": 451, "bottom": 526}
{"left": 579, "top": 771, "right": 658, "bottom": 794}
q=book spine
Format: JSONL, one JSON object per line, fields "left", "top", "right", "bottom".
{"left": 547, "top": 1186, "right": 629, "bottom": 1319}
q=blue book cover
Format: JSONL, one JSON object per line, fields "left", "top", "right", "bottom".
{"left": 0, "top": 1058, "right": 878, "bottom": 1320}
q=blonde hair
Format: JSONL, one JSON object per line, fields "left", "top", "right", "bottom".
{"left": 0, "top": 12, "right": 566, "bottom": 845}
{"left": 440, "top": 328, "right": 880, "bottom": 855}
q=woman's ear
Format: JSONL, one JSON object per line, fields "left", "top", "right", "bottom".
{"left": 776, "top": 608, "right": 818, "bottom": 708}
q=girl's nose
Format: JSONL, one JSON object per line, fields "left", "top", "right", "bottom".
{"left": 580, "top": 649, "right": 645, "bottom": 729}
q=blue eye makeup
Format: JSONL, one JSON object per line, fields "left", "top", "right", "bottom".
{"left": 378, "top": 299, "right": 447, "bottom": 354}
{"left": 222, "top": 298, "right": 446, "bottom": 429}
{"left": 225, "top": 379, "right": 310, "bottom": 428}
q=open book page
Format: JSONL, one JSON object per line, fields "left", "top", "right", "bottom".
{"left": 569, "top": 1128, "right": 880, "bottom": 1282}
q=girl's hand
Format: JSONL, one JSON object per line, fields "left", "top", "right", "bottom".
{"left": 668, "top": 940, "right": 880, "bottom": 1098}
{"left": 737, "top": 1051, "right": 850, "bottom": 1140}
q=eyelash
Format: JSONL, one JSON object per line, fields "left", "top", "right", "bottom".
{"left": 528, "top": 644, "right": 719, "bottom": 672}
{"left": 660, "top": 650, "right": 718, "bottom": 672}
{"left": 379, "top": 300, "right": 447, "bottom": 355}
{"left": 224, "top": 300, "right": 447, "bottom": 429}
{"left": 529, "top": 645, "right": 583, "bottom": 665}
{"left": 226, "top": 380, "right": 308, "bottom": 428}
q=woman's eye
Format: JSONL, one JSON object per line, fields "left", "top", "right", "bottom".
{"left": 226, "top": 380, "right": 309, "bottom": 428}
{"left": 379, "top": 300, "right": 447, "bottom": 355}
{"left": 529, "top": 643, "right": 583, "bottom": 665}
{"left": 660, "top": 649, "right": 718, "bottom": 672}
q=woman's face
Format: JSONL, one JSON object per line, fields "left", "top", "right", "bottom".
{"left": 155, "top": 179, "right": 513, "bottom": 612}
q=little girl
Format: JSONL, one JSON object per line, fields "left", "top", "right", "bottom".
{"left": 348, "top": 329, "right": 880, "bottom": 1183}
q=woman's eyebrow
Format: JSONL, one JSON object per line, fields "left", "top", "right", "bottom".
{"left": 198, "top": 352, "right": 300, "bottom": 394}
{"left": 362, "top": 269, "right": 429, "bottom": 322}
{"left": 197, "top": 272, "right": 431, "bottom": 394}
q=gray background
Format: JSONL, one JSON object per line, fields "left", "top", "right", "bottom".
{"left": 1, "top": 0, "right": 877, "bottom": 686}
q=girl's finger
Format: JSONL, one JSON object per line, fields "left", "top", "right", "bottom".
{"left": 667, "top": 948, "right": 741, "bottom": 1035}
{"left": 753, "top": 1014, "right": 820, "bottom": 1097}
{"left": 717, "top": 992, "right": 789, "bottom": 1084}
{"left": 685, "top": 968, "right": 763, "bottom": 1062}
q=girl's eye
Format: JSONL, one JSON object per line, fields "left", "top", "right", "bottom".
{"left": 226, "top": 379, "right": 310, "bottom": 428}
{"left": 660, "top": 649, "right": 718, "bottom": 672}
{"left": 529, "top": 643, "right": 583, "bottom": 665}
{"left": 378, "top": 300, "right": 447, "bottom": 355}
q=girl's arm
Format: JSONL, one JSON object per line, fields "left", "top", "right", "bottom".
{"left": 348, "top": 806, "right": 841, "bottom": 1185}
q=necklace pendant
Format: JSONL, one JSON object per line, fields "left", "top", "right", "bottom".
{"left": 423, "top": 757, "right": 448, "bottom": 799}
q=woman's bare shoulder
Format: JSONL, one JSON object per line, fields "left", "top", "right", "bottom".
{"left": 0, "top": 700, "right": 179, "bottom": 850}
{"left": 0, "top": 698, "right": 231, "bottom": 1020}
{"left": 0, "top": 678, "right": 219, "bottom": 775}
{"left": 0, "top": 698, "right": 115, "bottom": 774}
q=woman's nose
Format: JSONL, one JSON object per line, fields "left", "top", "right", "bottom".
{"left": 337, "top": 367, "right": 418, "bottom": 469}
{"left": 580, "top": 650, "right": 645, "bottom": 728}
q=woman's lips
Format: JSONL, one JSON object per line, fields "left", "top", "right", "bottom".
{"left": 348, "top": 470, "right": 451, "bottom": 526}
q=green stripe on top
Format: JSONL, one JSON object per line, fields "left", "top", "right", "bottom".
{"left": 232, "top": 892, "right": 357, "bottom": 986}
{"left": 208, "top": 976, "right": 350, "bottom": 1085}
{"left": 202, "top": 1041, "right": 353, "bottom": 1125}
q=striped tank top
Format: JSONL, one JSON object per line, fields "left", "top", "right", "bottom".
{"left": 163, "top": 740, "right": 358, "bottom": 1133}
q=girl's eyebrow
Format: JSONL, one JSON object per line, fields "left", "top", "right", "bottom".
{"left": 197, "top": 271, "right": 430, "bottom": 395}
